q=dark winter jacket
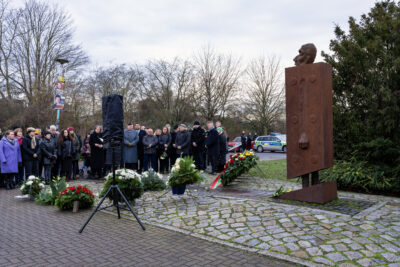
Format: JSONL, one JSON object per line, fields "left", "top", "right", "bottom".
{"left": 205, "top": 128, "right": 220, "bottom": 155}
{"left": 40, "top": 138, "right": 57, "bottom": 165}
{"left": 175, "top": 130, "right": 191, "bottom": 155}
{"left": 58, "top": 137, "right": 76, "bottom": 160}
{"left": 142, "top": 135, "right": 159, "bottom": 155}
{"left": 191, "top": 127, "right": 205, "bottom": 152}
{"left": 21, "top": 134, "right": 40, "bottom": 162}
{"left": 158, "top": 133, "right": 171, "bottom": 151}
{"left": 219, "top": 133, "right": 228, "bottom": 156}
{"left": 240, "top": 133, "right": 247, "bottom": 147}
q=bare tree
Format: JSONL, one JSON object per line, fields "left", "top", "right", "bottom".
{"left": 245, "top": 55, "right": 284, "bottom": 134}
{"left": 137, "top": 58, "right": 195, "bottom": 124}
{"left": 5, "top": 0, "right": 88, "bottom": 103}
{"left": 194, "top": 46, "right": 241, "bottom": 121}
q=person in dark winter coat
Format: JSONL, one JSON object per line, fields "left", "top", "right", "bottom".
{"left": 240, "top": 131, "right": 247, "bottom": 152}
{"left": 142, "top": 129, "right": 158, "bottom": 171}
{"left": 205, "top": 122, "right": 220, "bottom": 175}
{"left": 123, "top": 123, "right": 139, "bottom": 170}
{"left": 68, "top": 127, "right": 82, "bottom": 179}
{"left": 58, "top": 129, "right": 75, "bottom": 181}
{"left": 0, "top": 130, "right": 22, "bottom": 189}
{"left": 49, "top": 125, "right": 60, "bottom": 178}
{"left": 158, "top": 127, "right": 171, "bottom": 173}
{"left": 40, "top": 131, "right": 57, "bottom": 184}
{"left": 21, "top": 127, "right": 40, "bottom": 178}
{"left": 89, "top": 126, "right": 105, "bottom": 178}
{"left": 247, "top": 133, "right": 253, "bottom": 150}
{"left": 217, "top": 127, "right": 228, "bottom": 172}
{"left": 169, "top": 125, "right": 179, "bottom": 167}
{"left": 174, "top": 124, "right": 191, "bottom": 157}
{"left": 191, "top": 120, "right": 205, "bottom": 170}
{"left": 135, "top": 123, "right": 146, "bottom": 173}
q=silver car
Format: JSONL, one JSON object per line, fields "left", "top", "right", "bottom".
{"left": 254, "top": 135, "right": 287, "bottom": 153}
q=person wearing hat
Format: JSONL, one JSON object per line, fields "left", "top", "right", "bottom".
{"left": 174, "top": 124, "right": 191, "bottom": 158}
{"left": 191, "top": 120, "right": 205, "bottom": 170}
{"left": 21, "top": 127, "right": 40, "bottom": 178}
{"left": 123, "top": 122, "right": 139, "bottom": 170}
{"left": 40, "top": 131, "right": 57, "bottom": 184}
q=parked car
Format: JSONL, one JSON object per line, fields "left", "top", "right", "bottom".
{"left": 228, "top": 137, "right": 241, "bottom": 152}
{"left": 254, "top": 135, "right": 286, "bottom": 153}
{"left": 227, "top": 137, "right": 254, "bottom": 152}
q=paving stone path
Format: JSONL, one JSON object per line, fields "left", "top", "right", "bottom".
{"left": 1, "top": 189, "right": 296, "bottom": 267}
{"left": 75, "top": 174, "right": 400, "bottom": 267}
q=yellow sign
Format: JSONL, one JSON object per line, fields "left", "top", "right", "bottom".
{"left": 58, "top": 76, "right": 65, "bottom": 82}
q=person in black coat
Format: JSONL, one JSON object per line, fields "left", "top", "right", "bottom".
{"left": 247, "top": 132, "right": 253, "bottom": 150}
{"left": 58, "top": 129, "right": 75, "bottom": 181}
{"left": 89, "top": 126, "right": 104, "bottom": 178}
{"left": 217, "top": 127, "right": 228, "bottom": 172}
{"left": 21, "top": 127, "right": 40, "bottom": 177}
{"left": 49, "top": 125, "right": 60, "bottom": 178}
{"left": 174, "top": 124, "right": 191, "bottom": 158}
{"left": 205, "top": 122, "right": 220, "bottom": 175}
{"left": 158, "top": 127, "right": 171, "bottom": 173}
{"left": 135, "top": 123, "right": 146, "bottom": 173}
{"left": 142, "top": 129, "right": 159, "bottom": 171}
{"left": 40, "top": 131, "right": 57, "bottom": 184}
{"left": 169, "top": 125, "right": 179, "bottom": 167}
{"left": 240, "top": 131, "right": 247, "bottom": 152}
{"left": 191, "top": 120, "right": 205, "bottom": 170}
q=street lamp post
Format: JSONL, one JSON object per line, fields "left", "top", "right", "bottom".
{"left": 55, "top": 58, "right": 69, "bottom": 131}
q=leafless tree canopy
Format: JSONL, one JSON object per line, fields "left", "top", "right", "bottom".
{"left": 244, "top": 56, "right": 285, "bottom": 134}
{"left": 0, "top": 0, "right": 286, "bottom": 137}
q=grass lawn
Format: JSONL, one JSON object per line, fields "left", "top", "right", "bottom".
{"left": 247, "top": 159, "right": 289, "bottom": 181}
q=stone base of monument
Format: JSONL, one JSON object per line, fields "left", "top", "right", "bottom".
{"left": 277, "top": 180, "right": 338, "bottom": 204}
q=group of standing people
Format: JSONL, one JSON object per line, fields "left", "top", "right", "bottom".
{"left": 0, "top": 125, "right": 84, "bottom": 190}
{"left": 0, "top": 120, "right": 230, "bottom": 189}
{"left": 240, "top": 131, "right": 258, "bottom": 152}
{"left": 121, "top": 121, "right": 228, "bottom": 175}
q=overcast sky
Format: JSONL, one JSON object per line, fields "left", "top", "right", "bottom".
{"left": 14, "top": 0, "right": 378, "bottom": 68}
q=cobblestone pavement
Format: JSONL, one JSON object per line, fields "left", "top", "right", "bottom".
{"left": 0, "top": 189, "right": 297, "bottom": 267}
{"left": 75, "top": 174, "right": 400, "bottom": 267}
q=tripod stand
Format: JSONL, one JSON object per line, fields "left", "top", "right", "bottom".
{"left": 79, "top": 141, "right": 146, "bottom": 233}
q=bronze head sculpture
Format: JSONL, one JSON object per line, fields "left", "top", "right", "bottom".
{"left": 293, "top": 43, "right": 317, "bottom": 66}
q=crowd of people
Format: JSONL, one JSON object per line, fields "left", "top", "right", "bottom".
{"left": 0, "top": 120, "right": 229, "bottom": 190}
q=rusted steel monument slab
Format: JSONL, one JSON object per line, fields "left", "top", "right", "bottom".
{"left": 279, "top": 43, "right": 337, "bottom": 204}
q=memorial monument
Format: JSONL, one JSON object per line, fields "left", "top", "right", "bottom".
{"left": 278, "top": 43, "right": 337, "bottom": 204}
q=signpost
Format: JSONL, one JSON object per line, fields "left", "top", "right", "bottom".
{"left": 54, "top": 58, "right": 69, "bottom": 130}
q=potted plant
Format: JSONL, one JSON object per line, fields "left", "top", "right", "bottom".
{"left": 168, "top": 156, "right": 202, "bottom": 195}
{"left": 55, "top": 185, "right": 95, "bottom": 211}
{"left": 100, "top": 168, "right": 144, "bottom": 203}
{"left": 20, "top": 175, "right": 45, "bottom": 199}
{"left": 141, "top": 169, "right": 166, "bottom": 191}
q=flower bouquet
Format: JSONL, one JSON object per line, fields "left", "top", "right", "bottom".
{"left": 273, "top": 185, "right": 292, "bottom": 197}
{"left": 55, "top": 185, "right": 95, "bottom": 210}
{"left": 100, "top": 168, "right": 144, "bottom": 202}
{"left": 20, "top": 175, "right": 45, "bottom": 198}
{"left": 35, "top": 176, "right": 67, "bottom": 205}
{"left": 168, "top": 156, "right": 203, "bottom": 195}
{"left": 219, "top": 151, "right": 258, "bottom": 186}
{"left": 141, "top": 169, "right": 166, "bottom": 191}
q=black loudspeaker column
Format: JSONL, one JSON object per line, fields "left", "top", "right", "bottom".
{"left": 102, "top": 94, "right": 124, "bottom": 165}
{"left": 79, "top": 93, "right": 145, "bottom": 233}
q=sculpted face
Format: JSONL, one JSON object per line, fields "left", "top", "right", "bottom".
{"left": 293, "top": 43, "right": 317, "bottom": 66}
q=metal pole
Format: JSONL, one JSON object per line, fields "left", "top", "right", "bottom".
{"left": 56, "top": 109, "right": 60, "bottom": 131}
